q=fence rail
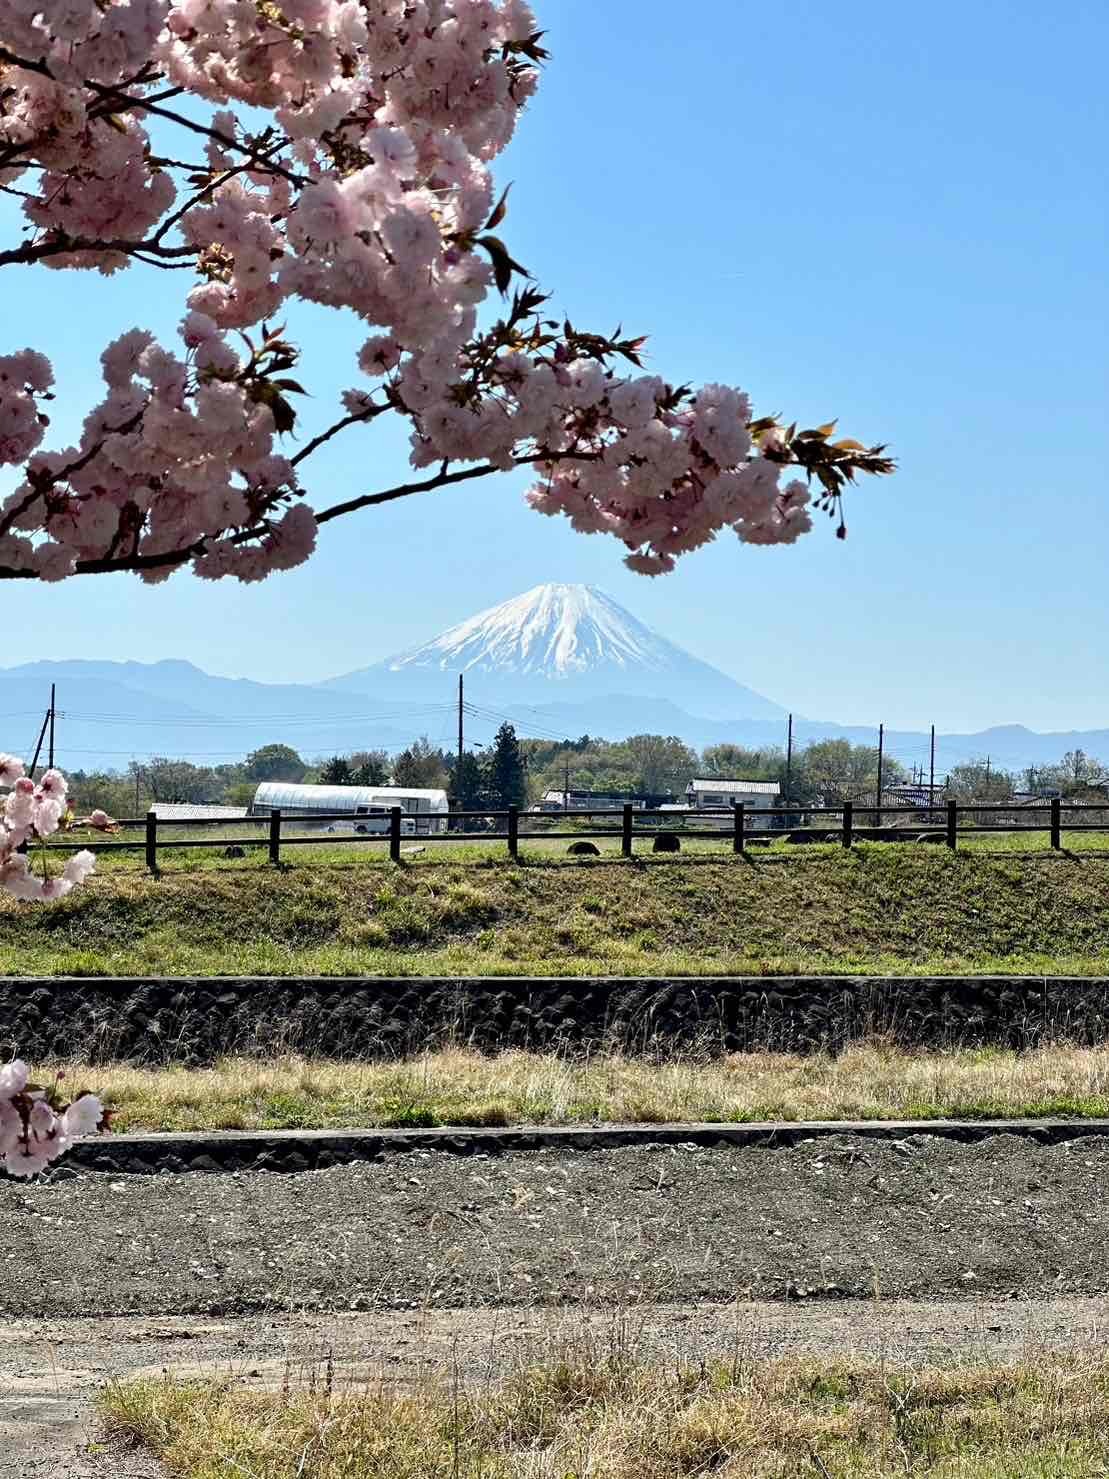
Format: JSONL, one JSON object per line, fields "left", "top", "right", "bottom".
{"left": 33, "top": 796, "right": 1109, "bottom": 871}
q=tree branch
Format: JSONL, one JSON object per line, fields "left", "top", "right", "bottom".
{"left": 0, "top": 452, "right": 588, "bottom": 580}
{"left": 289, "top": 405, "right": 390, "bottom": 467}
{"left": 0, "top": 234, "right": 197, "bottom": 269}
{"left": 84, "top": 85, "right": 308, "bottom": 186}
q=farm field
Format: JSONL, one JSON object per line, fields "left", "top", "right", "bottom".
{"left": 7, "top": 843, "right": 1109, "bottom": 976}
{"left": 59, "top": 1043, "right": 1109, "bottom": 1132}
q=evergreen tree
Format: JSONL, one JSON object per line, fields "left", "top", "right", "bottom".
{"left": 486, "top": 723, "right": 527, "bottom": 810}
{"left": 393, "top": 736, "right": 449, "bottom": 790}
{"left": 319, "top": 755, "right": 352, "bottom": 785}
{"left": 452, "top": 750, "right": 487, "bottom": 808}
{"left": 349, "top": 750, "right": 389, "bottom": 787}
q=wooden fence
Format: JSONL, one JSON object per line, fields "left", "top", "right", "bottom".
{"left": 33, "top": 798, "right": 1109, "bottom": 871}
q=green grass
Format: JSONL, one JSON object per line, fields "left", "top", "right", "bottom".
{"left": 7, "top": 840, "right": 1109, "bottom": 976}
{"left": 67, "top": 1043, "right": 1109, "bottom": 1132}
{"left": 104, "top": 1346, "right": 1109, "bottom": 1477}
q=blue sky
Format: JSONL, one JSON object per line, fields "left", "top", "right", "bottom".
{"left": 3, "top": 0, "right": 1107, "bottom": 731}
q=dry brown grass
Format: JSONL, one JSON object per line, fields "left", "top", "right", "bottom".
{"left": 65, "top": 1041, "right": 1109, "bottom": 1132}
{"left": 103, "top": 1340, "right": 1109, "bottom": 1476}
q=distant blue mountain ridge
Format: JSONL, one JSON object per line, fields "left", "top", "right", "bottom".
{"left": 2, "top": 588, "right": 1103, "bottom": 776}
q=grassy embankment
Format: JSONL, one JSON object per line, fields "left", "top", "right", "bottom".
{"left": 6, "top": 840, "right": 1109, "bottom": 977}
{"left": 105, "top": 1348, "right": 1109, "bottom": 1478}
{"left": 66, "top": 1042, "right": 1109, "bottom": 1132}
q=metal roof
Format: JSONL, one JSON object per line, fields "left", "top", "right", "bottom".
{"left": 252, "top": 782, "right": 449, "bottom": 811}
{"left": 688, "top": 778, "right": 781, "bottom": 796}
{"left": 151, "top": 804, "right": 248, "bottom": 821}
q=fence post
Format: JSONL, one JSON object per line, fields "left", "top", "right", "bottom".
{"left": 946, "top": 799, "right": 957, "bottom": 850}
{"left": 268, "top": 807, "right": 282, "bottom": 865}
{"left": 622, "top": 803, "right": 633, "bottom": 858}
{"left": 145, "top": 809, "right": 158, "bottom": 873}
{"left": 1050, "top": 797, "right": 1061, "bottom": 850}
{"left": 389, "top": 806, "right": 402, "bottom": 863}
{"left": 507, "top": 805, "right": 519, "bottom": 860}
{"left": 842, "top": 800, "right": 853, "bottom": 849}
{"left": 734, "top": 801, "right": 745, "bottom": 855}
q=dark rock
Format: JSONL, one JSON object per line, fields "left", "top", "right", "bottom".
{"left": 223, "top": 845, "right": 246, "bottom": 859}
{"left": 652, "top": 833, "right": 681, "bottom": 853}
{"left": 567, "top": 841, "right": 601, "bottom": 856}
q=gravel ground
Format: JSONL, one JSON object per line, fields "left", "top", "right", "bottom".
{"left": 11, "top": 1129, "right": 1109, "bottom": 1475}
{"left": 5, "top": 1132, "right": 1109, "bottom": 1318}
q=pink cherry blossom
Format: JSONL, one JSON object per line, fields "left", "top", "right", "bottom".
{"left": 0, "top": 3, "right": 890, "bottom": 584}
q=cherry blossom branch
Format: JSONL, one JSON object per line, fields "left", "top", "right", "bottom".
{"left": 0, "top": 3, "right": 894, "bottom": 586}
{"left": 84, "top": 85, "right": 307, "bottom": 186}
{"left": 0, "top": 236, "right": 197, "bottom": 269}
{"left": 0, "top": 453, "right": 586, "bottom": 580}
{"left": 289, "top": 405, "right": 391, "bottom": 468}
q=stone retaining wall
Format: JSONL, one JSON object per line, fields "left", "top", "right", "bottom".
{"left": 2, "top": 975, "right": 1108, "bottom": 1064}
{"left": 61, "top": 1118, "right": 1109, "bottom": 1176}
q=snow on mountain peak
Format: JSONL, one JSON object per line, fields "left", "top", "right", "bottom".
{"left": 388, "top": 583, "right": 677, "bottom": 679}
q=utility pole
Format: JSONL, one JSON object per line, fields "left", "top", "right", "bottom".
{"left": 564, "top": 759, "right": 570, "bottom": 809}
{"left": 876, "top": 723, "right": 884, "bottom": 826}
{"left": 457, "top": 674, "right": 464, "bottom": 771}
{"left": 27, "top": 695, "right": 51, "bottom": 780}
{"left": 785, "top": 713, "right": 793, "bottom": 811}
{"left": 985, "top": 755, "right": 991, "bottom": 794}
{"left": 929, "top": 724, "right": 936, "bottom": 810}
{"left": 47, "top": 683, "right": 55, "bottom": 770}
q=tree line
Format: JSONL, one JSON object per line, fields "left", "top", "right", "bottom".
{"left": 63, "top": 731, "right": 1109, "bottom": 818}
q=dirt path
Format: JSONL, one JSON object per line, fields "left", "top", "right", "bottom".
{"left": 9, "top": 1131, "right": 1109, "bottom": 1475}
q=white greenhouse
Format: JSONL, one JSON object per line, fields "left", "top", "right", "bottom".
{"left": 250, "top": 782, "right": 450, "bottom": 835}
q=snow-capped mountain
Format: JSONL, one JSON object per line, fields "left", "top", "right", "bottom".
{"left": 324, "top": 583, "right": 788, "bottom": 720}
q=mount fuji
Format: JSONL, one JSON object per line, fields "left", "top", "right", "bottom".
{"left": 10, "top": 588, "right": 1109, "bottom": 774}
{"left": 324, "top": 583, "right": 787, "bottom": 722}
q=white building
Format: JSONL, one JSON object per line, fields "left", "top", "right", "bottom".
{"left": 685, "top": 778, "right": 780, "bottom": 829}
{"left": 150, "top": 803, "right": 248, "bottom": 822}
{"left": 536, "top": 789, "right": 647, "bottom": 813}
{"left": 250, "top": 782, "right": 450, "bottom": 835}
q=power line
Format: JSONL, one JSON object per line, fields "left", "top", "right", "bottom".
{"left": 57, "top": 703, "right": 456, "bottom": 728}
{"left": 461, "top": 700, "right": 572, "bottom": 744}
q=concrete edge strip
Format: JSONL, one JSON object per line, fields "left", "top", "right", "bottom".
{"left": 62, "top": 1117, "right": 1109, "bottom": 1177}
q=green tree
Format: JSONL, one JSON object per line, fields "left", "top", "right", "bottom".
{"left": 450, "top": 750, "right": 489, "bottom": 826}
{"left": 128, "top": 757, "right": 225, "bottom": 804}
{"left": 486, "top": 723, "right": 528, "bottom": 809}
{"left": 318, "top": 755, "right": 352, "bottom": 785}
{"left": 795, "top": 739, "right": 907, "bottom": 796}
{"left": 67, "top": 770, "right": 137, "bottom": 818}
{"left": 244, "top": 743, "right": 307, "bottom": 782}
{"left": 618, "top": 734, "right": 698, "bottom": 796}
{"left": 348, "top": 750, "right": 389, "bottom": 787}
{"left": 701, "top": 743, "right": 783, "bottom": 780}
{"left": 946, "top": 760, "right": 1014, "bottom": 802}
{"left": 393, "top": 736, "right": 450, "bottom": 790}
